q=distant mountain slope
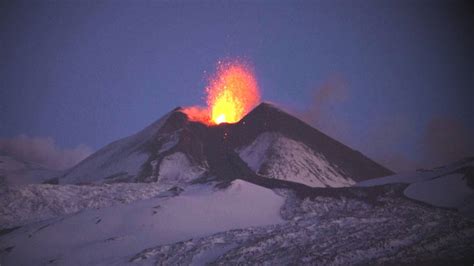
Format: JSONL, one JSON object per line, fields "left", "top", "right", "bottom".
{"left": 358, "top": 157, "right": 474, "bottom": 217}
{"left": 0, "top": 154, "right": 61, "bottom": 185}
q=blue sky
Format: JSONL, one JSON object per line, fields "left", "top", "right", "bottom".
{"left": 1, "top": 0, "right": 472, "bottom": 171}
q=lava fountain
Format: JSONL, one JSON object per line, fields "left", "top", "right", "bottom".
{"left": 183, "top": 60, "right": 260, "bottom": 125}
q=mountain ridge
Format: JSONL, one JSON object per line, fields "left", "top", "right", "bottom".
{"left": 56, "top": 102, "right": 393, "bottom": 188}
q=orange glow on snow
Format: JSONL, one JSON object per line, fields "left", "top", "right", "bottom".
{"left": 183, "top": 60, "right": 260, "bottom": 125}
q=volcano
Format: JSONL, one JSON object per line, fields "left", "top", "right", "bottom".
{"left": 56, "top": 102, "right": 392, "bottom": 188}
{"left": 3, "top": 103, "right": 474, "bottom": 265}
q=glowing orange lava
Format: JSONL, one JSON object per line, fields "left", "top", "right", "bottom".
{"left": 183, "top": 60, "right": 260, "bottom": 125}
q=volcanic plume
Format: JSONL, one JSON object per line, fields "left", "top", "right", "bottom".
{"left": 183, "top": 60, "right": 260, "bottom": 125}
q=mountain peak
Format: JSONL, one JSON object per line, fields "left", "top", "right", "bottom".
{"left": 58, "top": 101, "right": 393, "bottom": 186}
{"left": 246, "top": 101, "right": 285, "bottom": 117}
{"left": 235, "top": 102, "right": 394, "bottom": 181}
{"left": 253, "top": 101, "right": 279, "bottom": 110}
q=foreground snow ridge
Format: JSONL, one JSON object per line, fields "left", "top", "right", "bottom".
{"left": 0, "top": 180, "right": 285, "bottom": 265}
{"left": 0, "top": 182, "right": 170, "bottom": 229}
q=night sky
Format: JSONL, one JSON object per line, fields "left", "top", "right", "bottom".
{"left": 1, "top": 0, "right": 473, "bottom": 171}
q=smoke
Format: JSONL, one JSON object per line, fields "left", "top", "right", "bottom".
{"left": 296, "top": 75, "right": 351, "bottom": 143}
{"left": 360, "top": 114, "right": 419, "bottom": 172}
{"left": 294, "top": 77, "right": 416, "bottom": 172}
{"left": 290, "top": 76, "right": 473, "bottom": 173}
{"left": 375, "top": 153, "right": 419, "bottom": 173}
{"left": 0, "top": 135, "right": 93, "bottom": 170}
{"left": 307, "top": 76, "right": 348, "bottom": 119}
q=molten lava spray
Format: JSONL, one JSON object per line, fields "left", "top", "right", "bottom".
{"left": 183, "top": 60, "right": 260, "bottom": 125}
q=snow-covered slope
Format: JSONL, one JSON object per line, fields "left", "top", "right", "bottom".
{"left": 228, "top": 103, "right": 393, "bottom": 184}
{"left": 358, "top": 157, "right": 474, "bottom": 216}
{"left": 0, "top": 180, "right": 285, "bottom": 265}
{"left": 3, "top": 178, "right": 474, "bottom": 265}
{"left": 57, "top": 109, "right": 209, "bottom": 186}
{"left": 58, "top": 114, "right": 171, "bottom": 184}
{"left": 237, "top": 132, "right": 355, "bottom": 187}
{"left": 0, "top": 155, "right": 62, "bottom": 185}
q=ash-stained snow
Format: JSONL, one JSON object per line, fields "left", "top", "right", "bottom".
{"left": 0, "top": 179, "right": 285, "bottom": 265}
{"left": 237, "top": 132, "right": 355, "bottom": 187}
{"left": 131, "top": 190, "right": 474, "bottom": 265}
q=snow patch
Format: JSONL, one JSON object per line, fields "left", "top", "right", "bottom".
{"left": 237, "top": 132, "right": 355, "bottom": 187}
{"left": 237, "top": 132, "right": 275, "bottom": 171}
{"left": 156, "top": 152, "right": 205, "bottom": 188}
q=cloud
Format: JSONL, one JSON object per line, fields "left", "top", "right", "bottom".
{"left": 0, "top": 135, "right": 93, "bottom": 170}
{"left": 419, "top": 117, "right": 474, "bottom": 168}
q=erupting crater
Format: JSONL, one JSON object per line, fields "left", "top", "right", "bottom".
{"left": 183, "top": 60, "right": 260, "bottom": 125}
